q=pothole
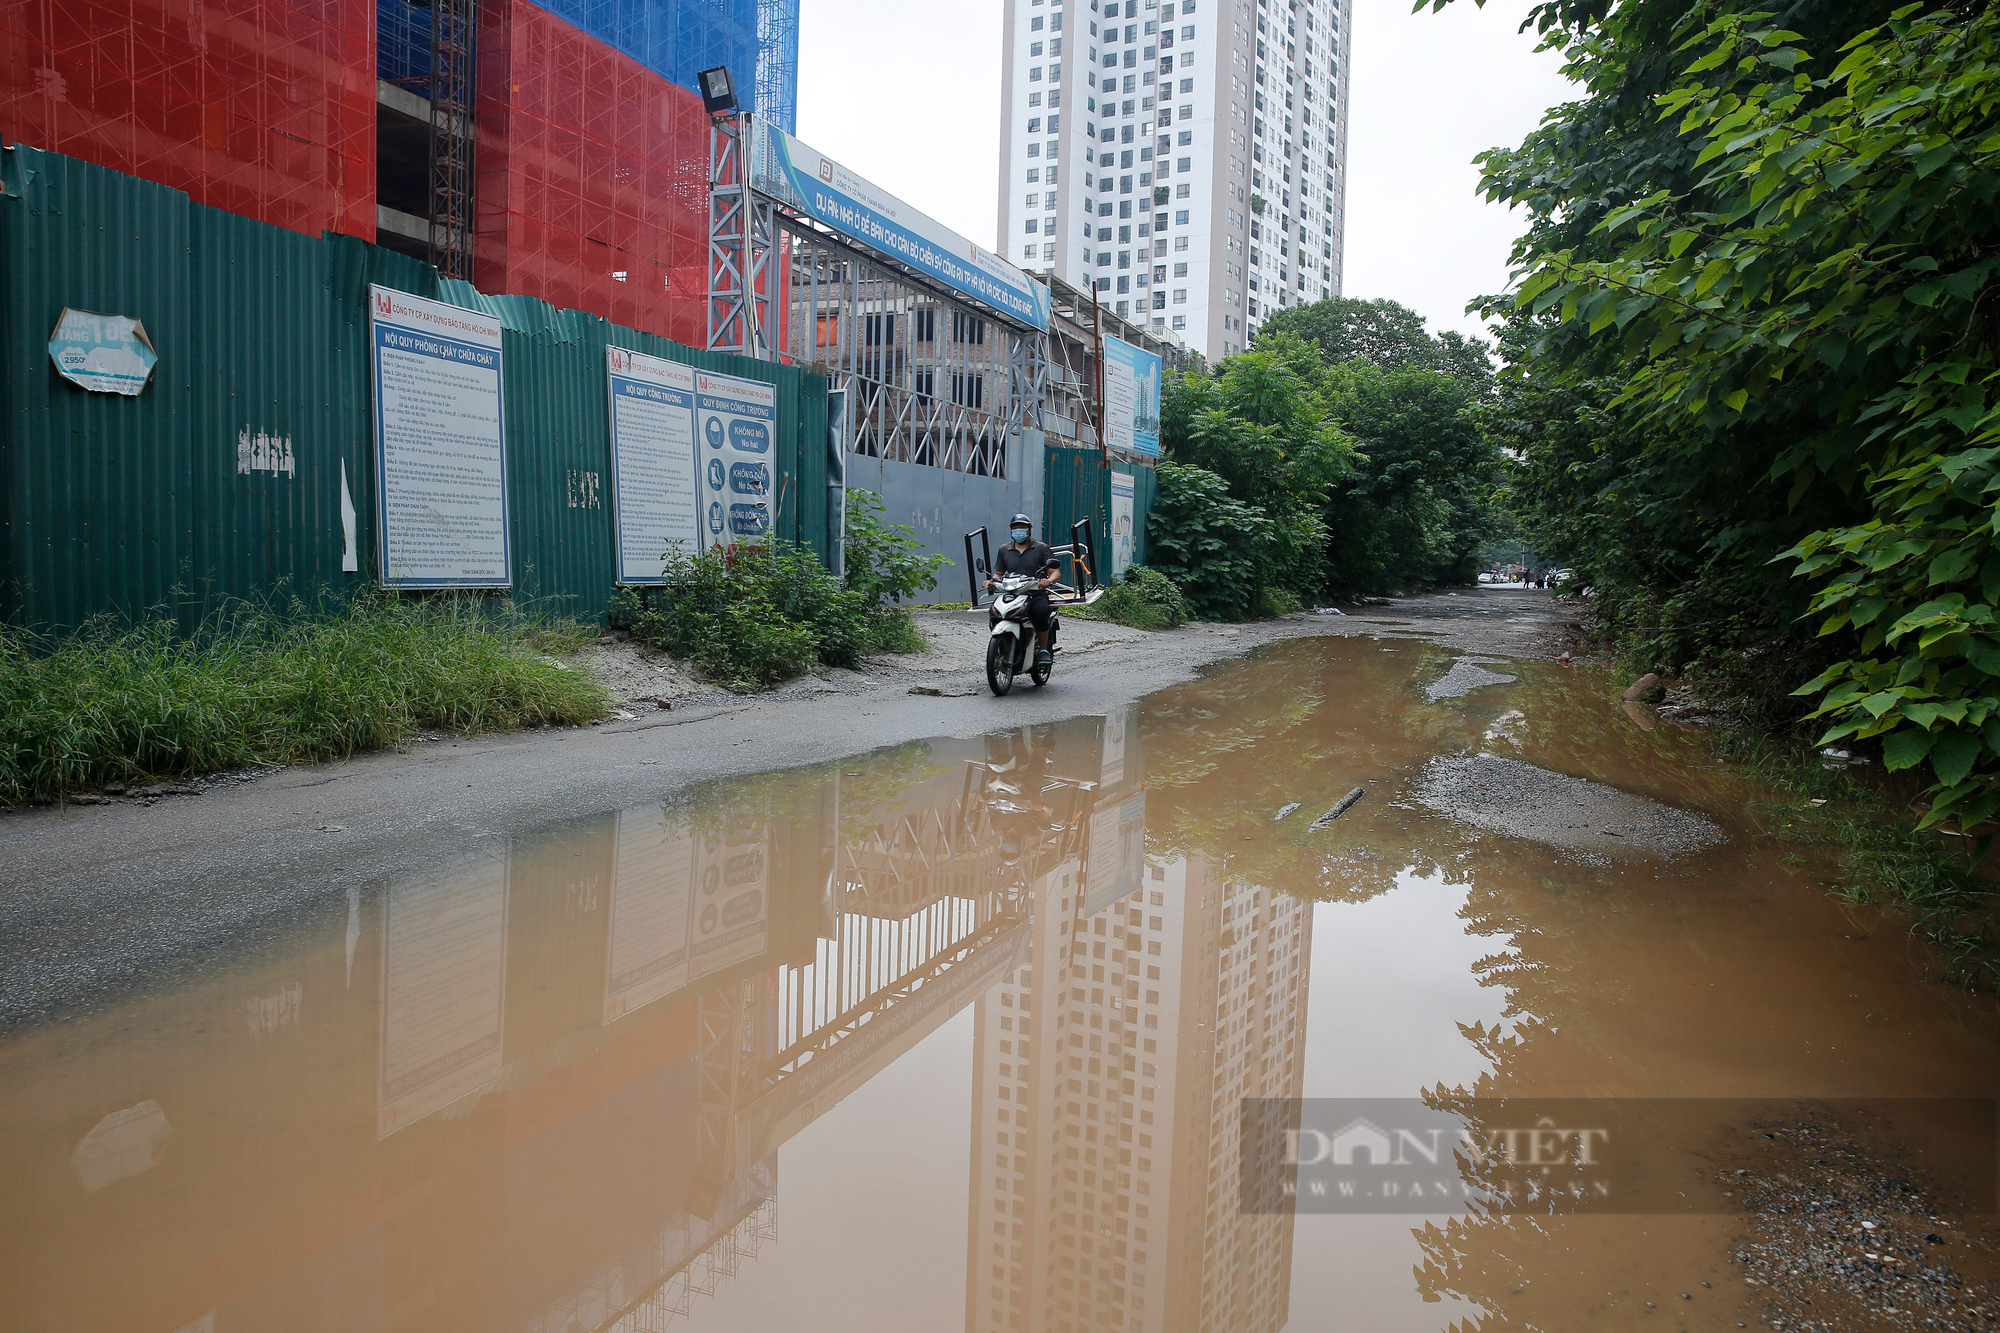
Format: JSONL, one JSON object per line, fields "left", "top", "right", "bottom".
{"left": 1412, "top": 753, "right": 1725, "bottom": 857}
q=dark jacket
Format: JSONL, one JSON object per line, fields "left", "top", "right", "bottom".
{"left": 994, "top": 539, "right": 1057, "bottom": 580}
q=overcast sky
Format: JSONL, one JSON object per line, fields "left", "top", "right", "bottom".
{"left": 796, "top": 0, "right": 1574, "bottom": 342}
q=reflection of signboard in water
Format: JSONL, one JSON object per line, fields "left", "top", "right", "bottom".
{"left": 1100, "top": 709, "right": 1128, "bottom": 788}
{"left": 378, "top": 853, "right": 510, "bottom": 1137}
{"left": 1083, "top": 790, "right": 1146, "bottom": 918}
{"left": 689, "top": 830, "right": 769, "bottom": 979}
{"left": 602, "top": 806, "right": 699, "bottom": 1023}
{"left": 695, "top": 370, "right": 778, "bottom": 550}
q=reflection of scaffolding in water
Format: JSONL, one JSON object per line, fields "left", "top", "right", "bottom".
{"left": 836, "top": 767, "right": 1004, "bottom": 918}
{"left": 775, "top": 904, "right": 1020, "bottom": 1076}
{"left": 772, "top": 763, "right": 1048, "bottom": 1072}
{"left": 603, "top": 1194, "right": 778, "bottom": 1333}
{"left": 524, "top": 1162, "right": 776, "bottom": 1333}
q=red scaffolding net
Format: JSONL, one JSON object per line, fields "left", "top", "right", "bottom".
{"left": 474, "top": 0, "right": 709, "bottom": 345}
{"left": 0, "top": 0, "right": 376, "bottom": 238}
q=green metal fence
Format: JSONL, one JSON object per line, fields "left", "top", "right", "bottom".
{"left": 0, "top": 145, "right": 828, "bottom": 632}
{"left": 1041, "top": 446, "right": 1155, "bottom": 586}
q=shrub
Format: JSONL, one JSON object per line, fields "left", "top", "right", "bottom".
{"left": 844, "top": 488, "right": 949, "bottom": 606}
{"left": 843, "top": 488, "right": 948, "bottom": 657}
{"left": 613, "top": 496, "right": 947, "bottom": 690}
{"left": 1089, "top": 566, "right": 1191, "bottom": 631}
{"left": 613, "top": 543, "right": 861, "bottom": 691}
{"left": 1146, "top": 462, "right": 1277, "bottom": 619}
{"left": 0, "top": 596, "right": 607, "bottom": 806}
{"left": 1258, "top": 586, "right": 1302, "bottom": 618}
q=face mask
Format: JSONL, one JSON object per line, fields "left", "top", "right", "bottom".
{"left": 1011, "top": 529, "right": 1029, "bottom": 542}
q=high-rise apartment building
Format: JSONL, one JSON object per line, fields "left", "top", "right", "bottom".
{"left": 965, "top": 848, "right": 1311, "bottom": 1333}
{"left": 998, "top": 0, "right": 1351, "bottom": 359}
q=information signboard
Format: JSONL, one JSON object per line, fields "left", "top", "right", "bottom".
{"left": 606, "top": 347, "right": 701, "bottom": 583}
{"left": 695, "top": 369, "right": 779, "bottom": 548}
{"left": 369, "top": 286, "right": 510, "bottom": 587}
{"left": 1102, "top": 335, "right": 1162, "bottom": 458}
{"left": 47, "top": 308, "right": 158, "bottom": 395}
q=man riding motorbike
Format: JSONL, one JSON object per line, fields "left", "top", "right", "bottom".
{"left": 985, "top": 513, "right": 1059, "bottom": 668}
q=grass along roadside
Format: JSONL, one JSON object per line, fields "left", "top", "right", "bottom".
{"left": 1592, "top": 597, "right": 2000, "bottom": 989}
{"left": 0, "top": 597, "right": 608, "bottom": 808}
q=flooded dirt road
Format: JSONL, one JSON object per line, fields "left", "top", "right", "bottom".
{"left": 6, "top": 620, "right": 2000, "bottom": 1333}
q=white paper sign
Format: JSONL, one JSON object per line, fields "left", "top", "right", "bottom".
{"left": 369, "top": 286, "right": 510, "bottom": 587}
{"left": 695, "top": 370, "right": 779, "bottom": 549}
{"left": 606, "top": 347, "right": 701, "bottom": 583}
{"left": 48, "top": 308, "right": 157, "bottom": 395}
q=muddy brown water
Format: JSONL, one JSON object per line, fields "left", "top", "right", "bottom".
{"left": 5, "top": 636, "right": 2000, "bottom": 1333}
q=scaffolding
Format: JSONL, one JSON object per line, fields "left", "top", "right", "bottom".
{"left": 754, "top": 0, "right": 801, "bottom": 134}
{"left": 707, "top": 114, "right": 1052, "bottom": 481}
{"left": 425, "top": 0, "right": 477, "bottom": 279}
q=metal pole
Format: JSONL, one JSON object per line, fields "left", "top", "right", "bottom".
{"left": 1091, "top": 285, "right": 1108, "bottom": 460}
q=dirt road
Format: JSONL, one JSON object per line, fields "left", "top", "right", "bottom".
{"left": 0, "top": 588, "right": 1572, "bottom": 1026}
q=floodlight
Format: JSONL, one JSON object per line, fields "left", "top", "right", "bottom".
{"left": 698, "top": 66, "right": 738, "bottom": 115}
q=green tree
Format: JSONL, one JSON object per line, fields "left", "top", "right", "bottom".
{"left": 1321, "top": 360, "right": 1509, "bottom": 593}
{"left": 1465, "top": 0, "right": 2000, "bottom": 823}
{"left": 1146, "top": 463, "right": 1281, "bottom": 619}
{"left": 1157, "top": 329, "right": 1505, "bottom": 604}
{"left": 1258, "top": 296, "right": 1495, "bottom": 389}
{"left": 1157, "top": 338, "right": 1356, "bottom": 610}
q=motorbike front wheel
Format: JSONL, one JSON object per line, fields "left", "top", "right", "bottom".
{"left": 986, "top": 635, "right": 1016, "bottom": 696}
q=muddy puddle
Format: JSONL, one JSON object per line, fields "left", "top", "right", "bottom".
{"left": 5, "top": 635, "right": 2000, "bottom": 1333}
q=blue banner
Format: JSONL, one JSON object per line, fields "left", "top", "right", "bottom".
{"left": 757, "top": 124, "right": 1051, "bottom": 332}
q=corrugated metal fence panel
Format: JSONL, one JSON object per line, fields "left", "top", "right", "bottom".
{"left": 1042, "top": 446, "right": 1108, "bottom": 584}
{"left": 187, "top": 206, "right": 355, "bottom": 613}
{"left": 492, "top": 310, "right": 621, "bottom": 618}
{"left": 1110, "top": 460, "right": 1157, "bottom": 569}
{"left": 1, "top": 147, "right": 830, "bottom": 631}
{"left": 0, "top": 145, "right": 197, "bottom": 630}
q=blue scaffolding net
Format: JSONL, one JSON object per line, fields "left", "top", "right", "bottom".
{"left": 375, "top": 0, "right": 796, "bottom": 131}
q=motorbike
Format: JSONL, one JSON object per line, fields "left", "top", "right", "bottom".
{"left": 984, "top": 573, "right": 1057, "bottom": 696}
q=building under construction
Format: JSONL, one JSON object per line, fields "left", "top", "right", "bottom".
{"left": 2, "top": 0, "right": 1193, "bottom": 617}
{"left": 2, "top": 0, "right": 798, "bottom": 344}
